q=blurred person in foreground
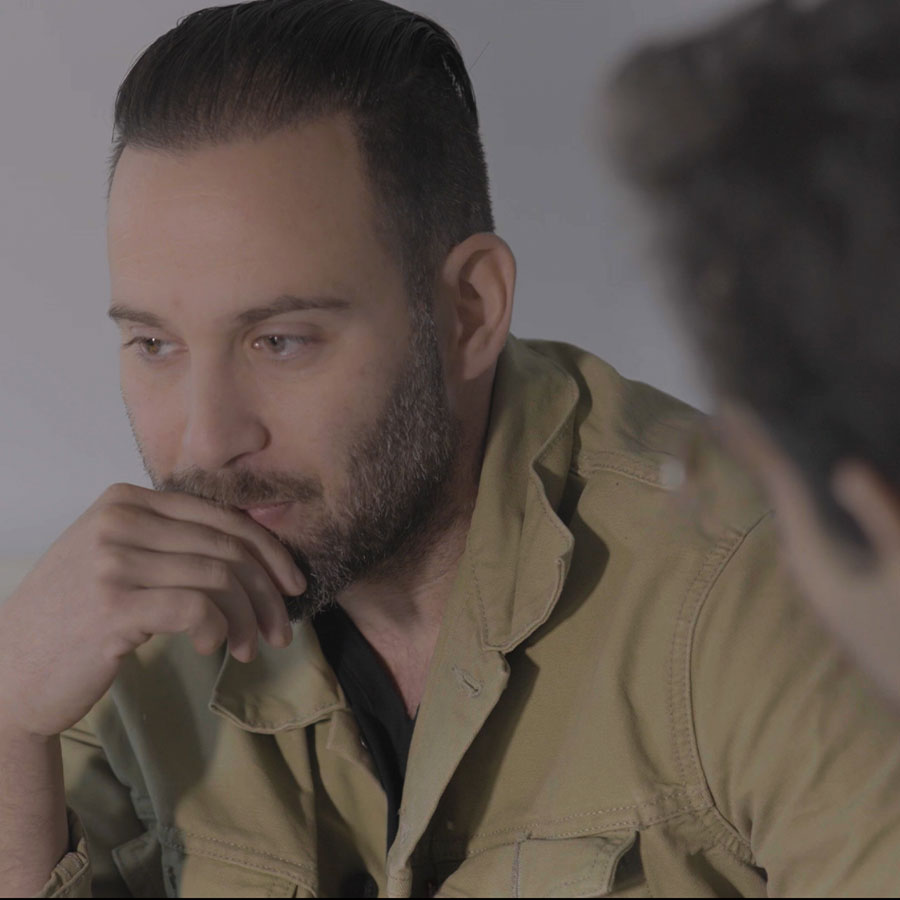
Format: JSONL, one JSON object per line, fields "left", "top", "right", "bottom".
{"left": 608, "top": 0, "right": 900, "bottom": 708}
{"left": 3, "top": 0, "right": 900, "bottom": 897}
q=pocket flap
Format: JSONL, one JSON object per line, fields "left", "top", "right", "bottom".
{"left": 516, "top": 831, "right": 638, "bottom": 898}
{"left": 112, "top": 830, "right": 166, "bottom": 898}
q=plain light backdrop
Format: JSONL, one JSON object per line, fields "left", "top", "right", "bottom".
{"left": 0, "top": 0, "right": 744, "bottom": 557}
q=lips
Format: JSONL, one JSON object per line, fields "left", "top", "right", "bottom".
{"left": 239, "top": 501, "right": 294, "bottom": 527}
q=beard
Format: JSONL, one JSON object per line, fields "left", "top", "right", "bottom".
{"left": 138, "top": 302, "right": 462, "bottom": 620}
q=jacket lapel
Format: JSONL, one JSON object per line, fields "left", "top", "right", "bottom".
{"left": 387, "top": 337, "right": 581, "bottom": 892}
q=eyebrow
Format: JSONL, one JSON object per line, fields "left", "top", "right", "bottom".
{"left": 107, "top": 294, "right": 351, "bottom": 329}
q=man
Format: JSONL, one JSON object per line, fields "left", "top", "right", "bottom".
{"left": 607, "top": 0, "right": 900, "bottom": 708}
{"left": 2, "top": 1, "right": 900, "bottom": 896}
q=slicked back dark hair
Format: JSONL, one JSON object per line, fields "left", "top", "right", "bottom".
{"left": 606, "top": 0, "right": 900, "bottom": 547}
{"left": 110, "top": 0, "right": 494, "bottom": 303}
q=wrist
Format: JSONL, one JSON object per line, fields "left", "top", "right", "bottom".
{"left": 0, "top": 718, "right": 58, "bottom": 754}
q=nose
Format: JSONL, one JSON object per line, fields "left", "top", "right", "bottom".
{"left": 179, "top": 357, "right": 268, "bottom": 470}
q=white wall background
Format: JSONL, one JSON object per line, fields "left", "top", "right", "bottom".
{"left": 0, "top": 0, "right": 743, "bottom": 558}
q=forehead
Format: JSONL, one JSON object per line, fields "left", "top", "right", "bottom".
{"left": 107, "top": 117, "right": 394, "bottom": 313}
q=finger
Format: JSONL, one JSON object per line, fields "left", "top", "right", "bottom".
{"left": 832, "top": 461, "right": 900, "bottom": 559}
{"left": 230, "top": 561, "right": 294, "bottom": 649}
{"left": 102, "top": 509, "right": 292, "bottom": 646}
{"left": 124, "top": 588, "right": 229, "bottom": 656}
{"left": 112, "top": 547, "right": 260, "bottom": 662}
{"left": 102, "top": 484, "right": 307, "bottom": 597}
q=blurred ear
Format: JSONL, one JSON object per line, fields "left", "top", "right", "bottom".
{"left": 715, "top": 400, "right": 825, "bottom": 542}
{"left": 719, "top": 401, "right": 900, "bottom": 566}
{"left": 832, "top": 461, "right": 900, "bottom": 560}
{"left": 717, "top": 401, "right": 804, "bottom": 504}
{"left": 437, "top": 233, "right": 515, "bottom": 382}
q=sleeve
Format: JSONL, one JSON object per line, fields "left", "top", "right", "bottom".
{"left": 691, "top": 514, "right": 900, "bottom": 896}
{"left": 36, "top": 718, "right": 157, "bottom": 898}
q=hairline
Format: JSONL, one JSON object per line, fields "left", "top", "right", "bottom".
{"left": 106, "top": 109, "right": 432, "bottom": 306}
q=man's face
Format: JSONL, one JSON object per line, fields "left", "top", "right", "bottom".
{"left": 107, "top": 118, "right": 460, "bottom": 618}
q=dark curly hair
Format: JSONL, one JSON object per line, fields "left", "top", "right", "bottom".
{"left": 109, "top": 0, "right": 494, "bottom": 305}
{"left": 606, "top": 0, "right": 900, "bottom": 545}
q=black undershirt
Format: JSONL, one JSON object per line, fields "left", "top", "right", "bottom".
{"left": 314, "top": 605, "right": 416, "bottom": 853}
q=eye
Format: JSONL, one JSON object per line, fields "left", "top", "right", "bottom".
{"left": 251, "top": 335, "right": 314, "bottom": 359}
{"left": 122, "top": 336, "right": 175, "bottom": 360}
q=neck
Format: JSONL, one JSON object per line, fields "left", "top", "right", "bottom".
{"left": 341, "top": 504, "right": 470, "bottom": 619}
{"left": 337, "top": 465, "right": 479, "bottom": 716}
{"left": 335, "top": 375, "right": 494, "bottom": 716}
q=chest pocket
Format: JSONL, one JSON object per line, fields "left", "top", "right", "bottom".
{"left": 437, "top": 830, "right": 646, "bottom": 898}
{"left": 112, "top": 829, "right": 314, "bottom": 898}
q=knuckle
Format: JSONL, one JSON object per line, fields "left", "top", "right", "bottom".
{"left": 213, "top": 531, "right": 245, "bottom": 562}
{"left": 94, "top": 545, "right": 126, "bottom": 584}
{"left": 103, "top": 482, "right": 136, "bottom": 503}
{"left": 99, "top": 627, "right": 135, "bottom": 662}
{"left": 92, "top": 503, "right": 129, "bottom": 542}
{"left": 211, "top": 505, "right": 244, "bottom": 534}
{"left": 97, "top": 587, "right": 133, "bottom": 632}
{"left": 199, "top": 557, "right": 233, "bottom": 592}
{"left": 96, "top": 584, "right": 124, "bottom": 618}
{"left": 190, "top": 605, "right": 227, "bottom": 650}
{"left": 180, "top": 591, "right": 211, "bottom": 626}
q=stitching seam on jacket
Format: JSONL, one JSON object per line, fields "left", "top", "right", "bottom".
{"left": 209, "top": 698, "right": 343, "bottom": 732}
{"left": 459, "top": 790, "right": 708, "bottom": 841}
{"left": 511, "top": 838, "right": 522, "bottom": 898}
{"left": 162, "top": 841, "right": 313, "bottom": 887}
{"left": 557, "top": 842, "right": 613, "bottom": 891}
{"left": 671, "top": 511, "right": 774, "bottom": 860}
{"left": 158, "top": 827, "right": 316, "bottom": 873}
{"left": 573, "top": 451, "right": 664, "bottom": 487}
{"left": 430, "top": 807, "right": 703, "bottom": 860}
{"left": 48, "top": 853, "right": 91, "bottom": 899}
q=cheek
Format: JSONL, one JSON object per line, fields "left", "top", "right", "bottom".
{"left": 284, "top": 398, "right": 357, "bottom": 485}
{"left": 287, "top": 369, "right": 389, "bottom": 486}
{"left": 120, "top": 373, "right": 186, "bottom": 471}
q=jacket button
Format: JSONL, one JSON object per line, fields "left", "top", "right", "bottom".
{"left": 341, "top": 872, "right": 378, "bottom": 898}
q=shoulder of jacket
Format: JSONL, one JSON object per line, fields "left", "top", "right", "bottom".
{"left": 522, "top": 339, "right": 772, "bottom": 538}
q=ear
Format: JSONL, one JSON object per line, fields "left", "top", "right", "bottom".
{"left": 437, "top": 233, "right": 515, "bottom": 382}
{"left": 832, "top": 461, "right": 900, "bottom": 560}
{"left": 715, "top": 399, "right": 825, "bottom": 540}
{"left": 716, "top": 400, "right": 803, "bottom": 503}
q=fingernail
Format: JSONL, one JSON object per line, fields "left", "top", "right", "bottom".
{"left": 292, "top": 568, "right": 307, "bottom": 593}
{"left": 232, "top": 641, "right": 256, "bottom": 664}
{"left": 282, "top": 622, "right": 294, "bottom": 646}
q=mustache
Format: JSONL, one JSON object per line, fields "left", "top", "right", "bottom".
{"left": 160, "top": 466, "right": 323, "bottom": 507}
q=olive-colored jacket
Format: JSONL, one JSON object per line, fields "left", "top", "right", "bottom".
{"left": 43, "top": 338, "right": 900, "bottom": 897}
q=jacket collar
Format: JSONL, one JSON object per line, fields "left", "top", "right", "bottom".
{"left": 209, "top": 335, "right": 580, "bottom": 728}
{"left": 463, "top": 335, "right": 579, "bottom": 651}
